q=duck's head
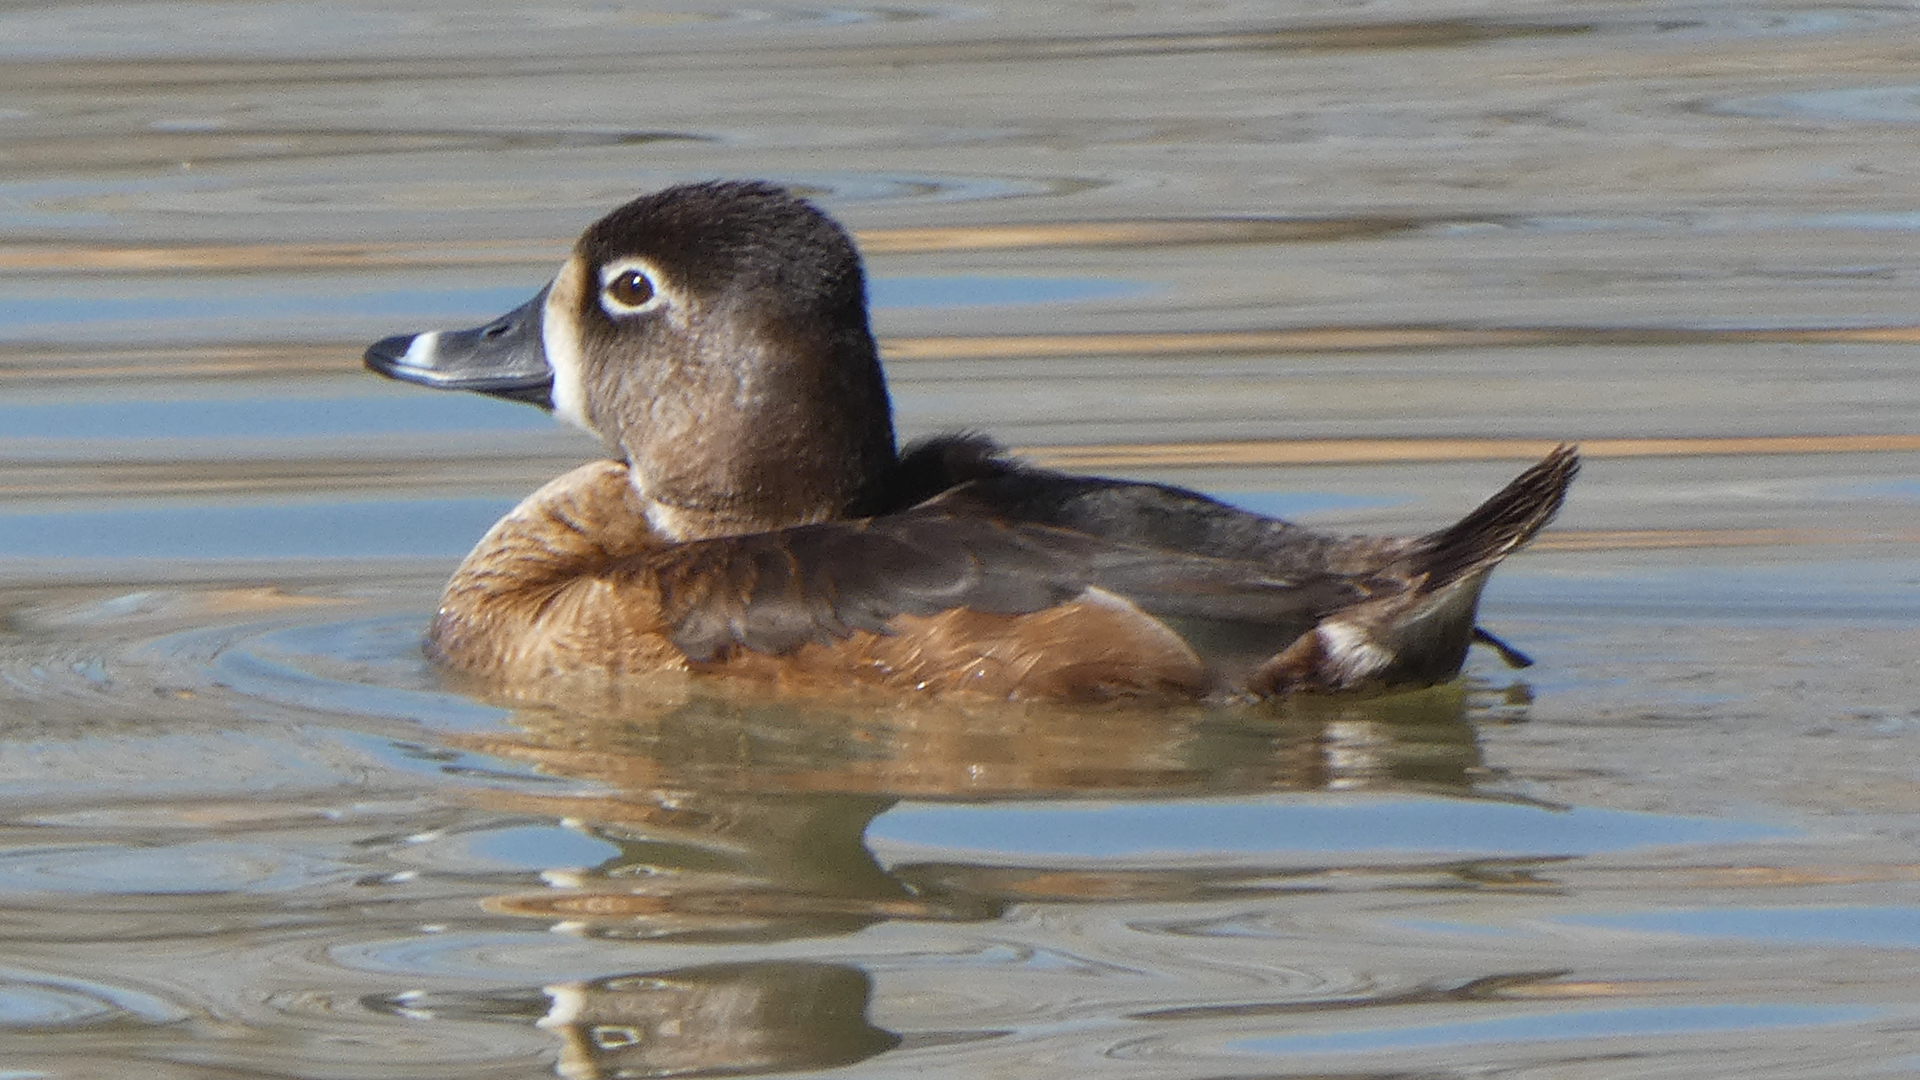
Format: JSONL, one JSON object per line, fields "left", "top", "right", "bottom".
{"left": 366, "top": 181, "right": 898, "bottom": 541}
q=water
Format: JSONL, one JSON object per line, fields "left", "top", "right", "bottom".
{"left": 4, "top": 0, "right": 1920, "bottom": 1076}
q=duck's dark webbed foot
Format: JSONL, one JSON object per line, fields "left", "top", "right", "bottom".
{"left": 1472, "top": 626, "right": 1534, "bottom": 669}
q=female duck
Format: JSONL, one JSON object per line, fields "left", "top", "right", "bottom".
{"left": 366, "top": 181, "right": 1576, "bottom": 702}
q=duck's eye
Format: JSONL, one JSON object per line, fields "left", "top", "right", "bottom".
{"left": 606, "top": 269, "right": 654, "bottom": 308}
{"left": 597, "top": 259, "right": 668, "bottom": 318}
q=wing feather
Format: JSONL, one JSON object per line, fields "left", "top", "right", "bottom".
{"left": 642, "top": 501, "right": 1366, "bottom": 661}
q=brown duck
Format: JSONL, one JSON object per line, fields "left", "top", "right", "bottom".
{"left": 366, "top": 181, "right": 1577, "bottom": 702}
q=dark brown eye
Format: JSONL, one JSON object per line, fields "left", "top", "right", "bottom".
{"left": 606, "top": 269, "right": 655, "bottom": 308}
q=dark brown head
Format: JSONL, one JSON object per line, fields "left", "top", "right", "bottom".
{"left": 367, "top": 181, "right": 899, "bottom": 540}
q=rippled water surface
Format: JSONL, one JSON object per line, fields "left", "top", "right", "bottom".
{"left": 4, "top": 1, "right": 1920, "bottom": 1077}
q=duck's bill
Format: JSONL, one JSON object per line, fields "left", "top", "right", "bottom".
{"left": 363, "top": 288, "right": 555, "bottom": 409}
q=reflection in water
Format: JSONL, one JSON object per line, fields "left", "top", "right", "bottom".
{"left": 417, "top": 680, "right": 1506, "bottom": 1069}
{"left": 458, "top": 677, "right": 1495, "bottom": 804}
{"left": 542, "top": 963, "right": 899, "bottom": 1080}
{"left": 431, "top": 680, "right": 1502, "bottom": 1071}
{"left": 374, "top": 961, "right": 902, "bottom": 1079}
{"left": 480, "top": 788, "right": 982, "bottom": 942}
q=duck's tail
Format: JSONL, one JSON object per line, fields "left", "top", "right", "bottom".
{"left": 1410, "top": 443, "right": 1580, "bottom": 589}
{"left": 1247, "top": 445, "right": 1578, "bottom": 694}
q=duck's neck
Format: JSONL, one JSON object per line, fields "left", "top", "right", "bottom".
{"left": 618, "top": 328, "right": 899, "bottom": 542}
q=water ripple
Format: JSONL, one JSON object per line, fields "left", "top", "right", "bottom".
{"left": 1710, "top": 84, "right": 1920, "bottom": 125}
{"left": 1216, "top": 1002, "right": 1884, "bottom": 1056}
{"left": 0, "top": 2, "right": 972, "bottom": 61}
{"left": 330, "top": 929, "right": 626, "bottom": 982}
{"left": 2, "top": 4, "right": 1909, "bottom": 68}
{"left": 0, "top": 838, "right": 353, "bottom": 895}
{"left": 0, "top": 967, "right": 190, "bottom": 1028}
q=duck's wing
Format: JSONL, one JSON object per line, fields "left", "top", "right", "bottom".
{"left": 953, "top": 446, "right": 1580, "bottom": 674}
{"left": 881, "top": 434, "right": 1406, "bottom": 571}
{"left": 905, "top": 456, "right": 1410, "bottom": 576}
{"left": 644, "top": 445, "right": 1577, "bottom": 683}
{"left": 642, "top": 508, "right": 1368, "bottom": 662}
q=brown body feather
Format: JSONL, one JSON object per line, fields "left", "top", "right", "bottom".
{"left": 431, "top": 461, "right": 1209, "bottom": 701}
{"left": 428, "top": 446, "right": 1577, "bottom": 702}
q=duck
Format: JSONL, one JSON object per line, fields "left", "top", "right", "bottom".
{"left": 365, "top": 180, "right": 1577, "bottom": 703}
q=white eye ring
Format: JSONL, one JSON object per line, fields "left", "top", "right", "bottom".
{"left": 597, "top": 258, "right": 668, "bottom": 317}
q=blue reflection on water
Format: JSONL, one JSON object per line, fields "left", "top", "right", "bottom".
{"left": 1485, "top": 560, "right": 1920, "bottom": 624}
{"left": 0, "top": 498, "right": 515, "bottom": 559}
{"left": 0, "top": 392, "right": 550, "bottom": 439}
{"left": 466, "top": 824, "right": 621, "bottom": 871}
{"left": 1228, "top": 1003, "right": 1878, "bottom": 1055}
{"left": 868, "top": 796, "right": 1792, "bottom": 864}
{"left": 1843, "top": 477, "right": 1920, "bottom": 500}
{"left": 1717, "top": 84, "right": 1920, "bottom": 124}
{"left": 1563, "top": 906, "right": 1920, "bottom": 949}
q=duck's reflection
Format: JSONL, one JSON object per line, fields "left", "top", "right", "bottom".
{"left": 443, "top": 677, "right": 1519, "bottom": 1077}
{"left": 541, "top": 962, "right": 898, "bottom": 1080}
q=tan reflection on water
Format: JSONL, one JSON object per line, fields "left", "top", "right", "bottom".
{"left": 434, "top": 684, "right": 1501, "bottom": 1076}
{"left": 452, "top": 682, "right": 1492, "bottom": 935}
